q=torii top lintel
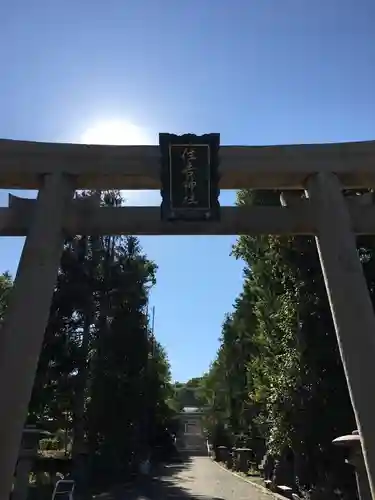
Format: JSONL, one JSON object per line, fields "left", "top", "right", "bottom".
{"left": 0, "top": 138, "right": 374, "bottom": 190}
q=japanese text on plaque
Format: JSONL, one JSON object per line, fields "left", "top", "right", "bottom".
{"left": 181, "top": 147, "right": 198, "bottom": 205}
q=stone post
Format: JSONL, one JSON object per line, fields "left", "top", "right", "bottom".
{"left": 216, "top": 446, "right": 229, "bottom": 463}
{"left": 12, "top": 427, "right": 49, "bottom": 500}
{"left": 333, "top": 430, "right": 372, "bottom": 500}
{"left": 0, "top": 174, "right": 75, "bottom": 500}
{"left": 235, "top": 448, "right": 252, "bottom": 473}
{"left": 306, "top": 172, "right": 375, "bottom": 500}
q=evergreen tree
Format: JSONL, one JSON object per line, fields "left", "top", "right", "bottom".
{"left": 202, "top": 189, "right": 359, "bottom": 497}
{"left": 23, "top": 190, "right": 175, "bottom": 493}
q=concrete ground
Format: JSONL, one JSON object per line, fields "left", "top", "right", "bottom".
{"left": 111, "top": 456, "right": 273, "bottom": 500}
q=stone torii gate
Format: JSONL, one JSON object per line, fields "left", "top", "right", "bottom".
{"left": 0, "top": 136, "right": 375, "bottom": 499}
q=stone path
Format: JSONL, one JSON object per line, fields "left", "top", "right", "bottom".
{"left": 118, "top": 456, "right": 273, "bottom": 500}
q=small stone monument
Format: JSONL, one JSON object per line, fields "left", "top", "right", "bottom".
{"left": 234, "top": 448, "right": 252, "bottom": 473}
{"left": 216, "top": 446, "right": 229, "bottom": 463}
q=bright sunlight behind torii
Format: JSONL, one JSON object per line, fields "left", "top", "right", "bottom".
{"left": 80, "top": 119, "right": 152, "bottom": 146}
{"left": 79, "top": 119, "right": 160, "bottom": 205}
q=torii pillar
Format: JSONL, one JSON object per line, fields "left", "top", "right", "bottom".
{"left": 306, "top": 172, "right": 375, "bottom": 500}
{"left": 0, "top": 173, "right": 74, "bottom": 500}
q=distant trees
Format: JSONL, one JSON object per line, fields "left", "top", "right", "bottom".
{"left": 170, "top": 378, "right": 206, "bottom": 411}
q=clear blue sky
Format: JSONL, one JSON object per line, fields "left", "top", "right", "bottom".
{"left": 1, "top": 0, "right": 374, "bottom": 381}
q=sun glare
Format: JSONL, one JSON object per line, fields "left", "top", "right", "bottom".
{"left": 80, "top": 119, "right": 151, "bottom": 145}
{"left": 78, "top": 119, "right": 160, "bottom": 206}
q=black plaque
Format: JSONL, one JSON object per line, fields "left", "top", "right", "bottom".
{"left": 159, "top": 133, "right": 220, "bottom": 221}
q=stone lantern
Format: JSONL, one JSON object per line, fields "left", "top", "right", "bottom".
{"left": 332, "top": 430, "right": 371, "bottom": 500}
{"left": 12, "top": 426, "right": 50, "bottom": 500}
{"left": 234, "top": 447, "right": 252, "bottom": 473}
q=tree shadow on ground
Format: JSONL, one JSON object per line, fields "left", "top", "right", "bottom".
{"left": 94, "top": 455, "right": 225, "bottom": 500}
